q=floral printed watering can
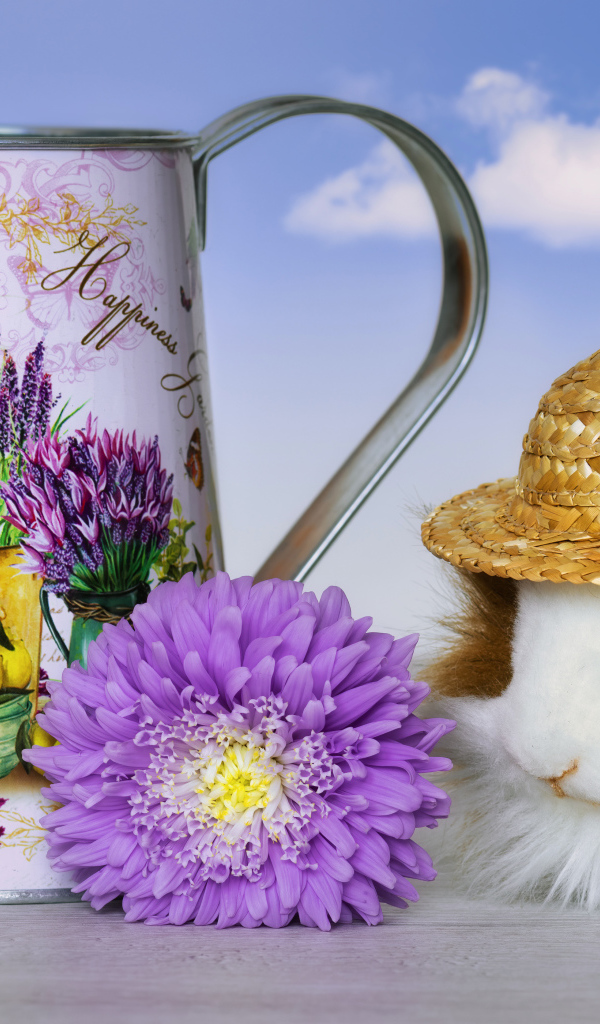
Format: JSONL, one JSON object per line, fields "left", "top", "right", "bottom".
{"left": 0, "top": 95, "right": 487, "bottom": 903}
{"left": 0, "top": 95, "right": 487, "bottom": 680}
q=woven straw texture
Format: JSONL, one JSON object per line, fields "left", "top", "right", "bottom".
{"left": 422, "top": 348, "right": 600, "bottom": 584}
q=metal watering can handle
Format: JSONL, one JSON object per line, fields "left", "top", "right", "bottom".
{"left": 192, "top": 95, "right": 488, "bottom": 583}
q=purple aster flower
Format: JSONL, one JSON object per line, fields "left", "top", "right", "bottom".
{"left": 27, "top": 573, "right": 453, "bottom": 929}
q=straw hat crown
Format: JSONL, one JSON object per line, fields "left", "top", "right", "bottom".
{"left": 422, "top": 348, "right": 600, "bottom": 584}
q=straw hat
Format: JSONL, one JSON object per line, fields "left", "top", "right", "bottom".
{"left": 422, "top": 348, "right": 600, "bottom": 584}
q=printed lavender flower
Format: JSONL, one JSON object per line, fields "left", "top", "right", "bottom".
{"left": 1, "top": 414, "right": 173, "bottom": 593}
{"left": 0, "top": 342, "right": 53, "bottom": 459}
{"left": 28, "top": 573, "right": 453, "bottom": 929}
{"left": 0, "top": 340, "right": 56, "bottom": 547}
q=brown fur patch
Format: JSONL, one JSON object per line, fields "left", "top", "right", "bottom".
{"left": 425, "top": 569, "right": 517, "bottom": 699}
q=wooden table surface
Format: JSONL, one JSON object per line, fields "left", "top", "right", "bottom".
{"left": 2, "top": 871, "right": 598, "bottom": 1024}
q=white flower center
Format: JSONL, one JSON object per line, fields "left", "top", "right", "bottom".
{"left": 131, "top": 703, "right": 342, "bottom": 882}
{"left": 195, "top": 741, "right": 283, "bottom": 825}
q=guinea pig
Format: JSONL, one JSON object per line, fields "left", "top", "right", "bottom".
{"left": 421, "top": 347, "right": 600, "bottom": 908}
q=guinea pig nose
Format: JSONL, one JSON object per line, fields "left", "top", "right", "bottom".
{"left": 541, "top": 757, "right": 600, "bottom": 804}
{"left": 498, "top": 719, "right": 600, "bottom": 802}
{"left": 541, "top": 760, "right": 579, "bottom": 798}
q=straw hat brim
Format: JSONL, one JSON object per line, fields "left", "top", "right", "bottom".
{"left": 421, "top": 477, "right": 600, "bottom": 585}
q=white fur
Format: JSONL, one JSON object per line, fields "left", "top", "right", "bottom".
{"left": 429, "top": 581, "right": 600, "bottom": 908}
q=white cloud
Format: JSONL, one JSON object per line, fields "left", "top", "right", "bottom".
{"left": 283, "top": 139, "right": 436, "bottom": 241}
{"left": 471, "top": 115, "right": 600, "bottom": 246}
{"left": 285, "top": 68, "right": 600, "bottom": 248}
{"left": 456, "top": 67, "right": 548, "bottom": 132}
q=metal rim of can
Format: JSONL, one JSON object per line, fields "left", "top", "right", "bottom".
{"left": 0, "top": 126, "right": 197, "bottom": 148}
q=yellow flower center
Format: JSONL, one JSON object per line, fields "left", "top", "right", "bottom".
{"left": 197, "top": 742, "right": 275, "bottom": 823}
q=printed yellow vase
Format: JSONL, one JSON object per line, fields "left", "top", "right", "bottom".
{"left": 0, "top": 547, "right": 42, "bottom": 778}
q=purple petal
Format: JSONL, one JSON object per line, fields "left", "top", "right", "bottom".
{"left": 207, "top": 606, "right": 242, "bottom": 687}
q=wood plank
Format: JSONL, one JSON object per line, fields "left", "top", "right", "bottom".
{"left": 2, "top": 872, "right": 600, "bottom": 1024}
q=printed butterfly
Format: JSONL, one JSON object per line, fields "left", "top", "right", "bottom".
{"left": 185, "top": 427, "right": 204, "bottom": 490}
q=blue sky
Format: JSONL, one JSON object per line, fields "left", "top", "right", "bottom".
{"left": 2, "top": 0, "right": 600, "bottom": 640}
